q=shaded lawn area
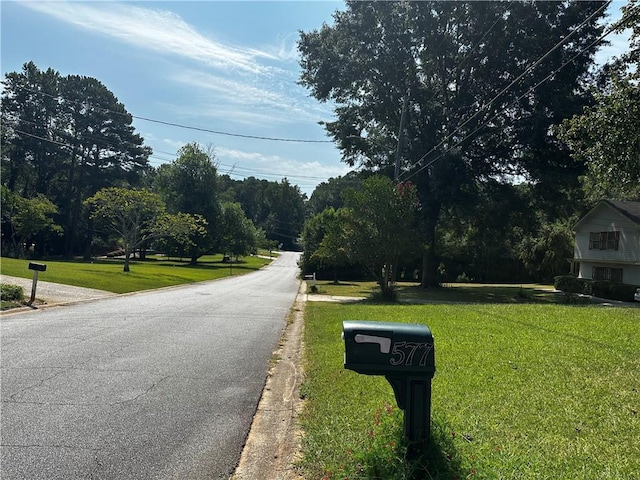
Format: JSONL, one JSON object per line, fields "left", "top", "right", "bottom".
{"left": 0, "top": 255, "right": 271, "bottom": 294}
{"left": 300, "top": 302, "right": 640, "bottom": 479}
{"left": 309, "top": 280, "right": 560, "bottom": 304}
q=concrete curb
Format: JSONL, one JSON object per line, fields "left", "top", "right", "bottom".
{"left": 230, "top": 281, "right": 307, "bottom": 480}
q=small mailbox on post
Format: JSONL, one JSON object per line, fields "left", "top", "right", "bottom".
{"left": 27, "top": 262, "right": 47, "bottom": 305}
{"left": 343, "top": 320, "right": 435, "bottom": 453}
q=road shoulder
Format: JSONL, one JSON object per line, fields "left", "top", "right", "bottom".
{"left": 230, "top": 282, "right": 307, "bottom": 480}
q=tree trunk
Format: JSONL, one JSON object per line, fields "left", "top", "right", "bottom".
{"left": 421, "top": 203, "right": 441, "bottom": 289}
{"left": 123, "top": 250, "right": 131, "bottom": 272}
{"left": 378, "top": 264, "right": 396, "bottom": 300}
{"left": 63, "top": 149, "right": 78, "bottom": 258}
{"left": 421, "top": 247, "right": 438, "bottom": 288}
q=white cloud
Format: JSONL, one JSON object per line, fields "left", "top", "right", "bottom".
{"left": 161, "top": 138, "right": 187, "bottom": 152}
{"left": 168, "top": 69, "right": 334, "bottom": 126}
{"left": 19, "top": 1, "right": 283, "bottom": 75}
{"left": 17, "top": 1, "right": 338, "bottom": 135}
{"left": 172, "top": 70, "right": 287, "bottom": 108}
{"left": 215, "top": 146, "right": 349, "bottom": 182}
{"left": 260, "top": 33, "right": 300, "bottom": 62}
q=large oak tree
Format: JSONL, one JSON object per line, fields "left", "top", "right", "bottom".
{"left": 299, "top": 1, "right": 607, "bottom": 286}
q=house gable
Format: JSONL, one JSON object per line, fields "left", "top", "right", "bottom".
{"left": 573, "top": 200, "right": 640, "bottom": 285}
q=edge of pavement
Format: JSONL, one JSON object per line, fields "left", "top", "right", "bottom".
{"left": 230, "top": 281, "right": 308, "bottom": 480}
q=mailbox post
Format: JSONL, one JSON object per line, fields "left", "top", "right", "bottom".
{"left": 27, "top": 262, "right": 47, "bottom": 305}
{"left": 343, "top": 320, "right": 435, "bottom": 454}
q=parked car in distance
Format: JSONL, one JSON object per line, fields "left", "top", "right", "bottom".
{"left": 635, "top": 288, "right": 640, "bottom": 302}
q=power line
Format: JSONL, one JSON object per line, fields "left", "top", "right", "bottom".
{"left": 5, "top": 112, "right": 332, "bottom": 177}
{"left": 1, "top": 82, "right": 333, "bottom": 144}
{"left": 132, "top": 115, "right": 332, "bottom": 143}
{"left": 10, "top": 126, "right": 331, "bottom": 185}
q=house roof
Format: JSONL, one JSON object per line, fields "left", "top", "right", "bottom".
{"left": 604, "top": 200, "right": 640, "bottom": 225}
{"left": 574, "top": 200, "right": 640, "bottom": 230}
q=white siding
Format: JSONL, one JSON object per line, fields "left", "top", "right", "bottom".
{"left": 574, "top": 203, "right": 640, "bottom": 264}
{"left": 578, "top": 261, "right": 640, "bottom": 285}
{"left": 573, "top": 203, "right": 640, "bottom": 285}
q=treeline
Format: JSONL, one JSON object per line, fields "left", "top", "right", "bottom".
{"left": 1, "top": 62, "right": 306, "bottom": 264}
{"left": 302, "top": 172, "right": 578, "bottom": 286}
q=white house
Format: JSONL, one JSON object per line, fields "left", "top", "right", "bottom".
{"left": 572, "top": 200, "right": 640, "bottom": 286}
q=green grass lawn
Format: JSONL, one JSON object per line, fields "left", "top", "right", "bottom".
{"left": 300, "top": 302, "right": 640, "bottom": 479}
{"left": 0, "top": 255, "right": 271, "bottom": 294}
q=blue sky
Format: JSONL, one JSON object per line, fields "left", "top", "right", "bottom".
{"left": 1, "top": 1, "right": 632, "bottom": 197}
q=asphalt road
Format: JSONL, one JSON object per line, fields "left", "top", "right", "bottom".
{"left": 0, "top": 252, "right": 301, "bottom": 480}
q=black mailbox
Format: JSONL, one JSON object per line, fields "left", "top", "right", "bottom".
{"left": 343, "top": 321, "right": 434, "bottom": 375}
{"left": 28, "top": 262, "right": 47, "bottom": 272}
{"left": 343, "top": 320, "right": 436, "bottom": 453}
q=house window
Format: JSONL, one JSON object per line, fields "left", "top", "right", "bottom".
{"left": 592, "top": 266, "right": 623, "bottom": 283}
{"left": 589, "top": 231, "right": 620, "bottom": 250}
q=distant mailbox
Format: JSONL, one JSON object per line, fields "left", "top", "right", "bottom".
{"left": 28, "top": 262, "right": 47, "bottom": 272}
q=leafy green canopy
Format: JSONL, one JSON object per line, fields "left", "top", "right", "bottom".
{"left": 85, "top": 187, "right": 166, "bottom": 272}
{"left": 298, "top": 1, "right": 607, "bottom": 286}
{"left": 558, "top": 74, "right": 640, "bottom": 202}
{"left": 342, "top": 175, "right": 419, "bottom": 297}
{"left": 557, "top": 1, "right": 640, "bottom": 202}
{"left": 1, "top": 61, "right": 152, "bottom": 257}
{"left": 153, "top": 143, "right": 221, "bottom": 262}
{"left": 299, "top": 1, "right": 605, "bottom": 181}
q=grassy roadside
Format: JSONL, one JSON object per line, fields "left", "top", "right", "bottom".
{"left": 0, "top": 254, "right": 271, "bottom": 294}
{"left": 300, "top": 302, "right": 640, "bottom": 479}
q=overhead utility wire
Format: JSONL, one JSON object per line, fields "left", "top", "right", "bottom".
{"left": 399, "top": 1, "right": 610, "bottom": 179}
{"left": 400, "top": 6, "right": 637, "bottom": 183}
{"left": 1, "top": 82, "right": 332, "bottom": 144}
{"left": 10, "top": 127, "right": 330, "bottom": 184}
{"left": 9, "top": 115, "right": 331, "bottom": 181}
{"left": 132, "top": 116, "right": 332, "bottom": 143}
{"left": 13, "top": 129, "right": 70, "bottom": 148}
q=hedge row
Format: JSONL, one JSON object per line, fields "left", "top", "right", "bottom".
{"left": 554, "top": 275, "right": 638, "bottom": 302}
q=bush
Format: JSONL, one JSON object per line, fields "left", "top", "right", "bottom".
{"left": 592, "top": 281, "right": 638, "bottom": 302}
{"left": 555, "top": 276, "right": 638, "bottom": 302}
{"left": 554, "top": 275, "right": 590, "bottom": 294}
{"left": 1, "top": 283, "right": 24, "bottom": 301}
{"left": 456, "top": 272, "right": 472, "bottom": 283}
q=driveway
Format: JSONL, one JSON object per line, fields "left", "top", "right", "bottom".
{"left": 1, "top": 275, "right": 116, "bottom": 305}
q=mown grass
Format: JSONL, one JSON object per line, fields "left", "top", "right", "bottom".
{"left": 0, "top": 255, "right": 271, "bottom": 294}
{"left": 300, "top": 302, "right": 640, "bottom": 479}
{"left": 309, "top": 280, "right": 561, "bottom": 304}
